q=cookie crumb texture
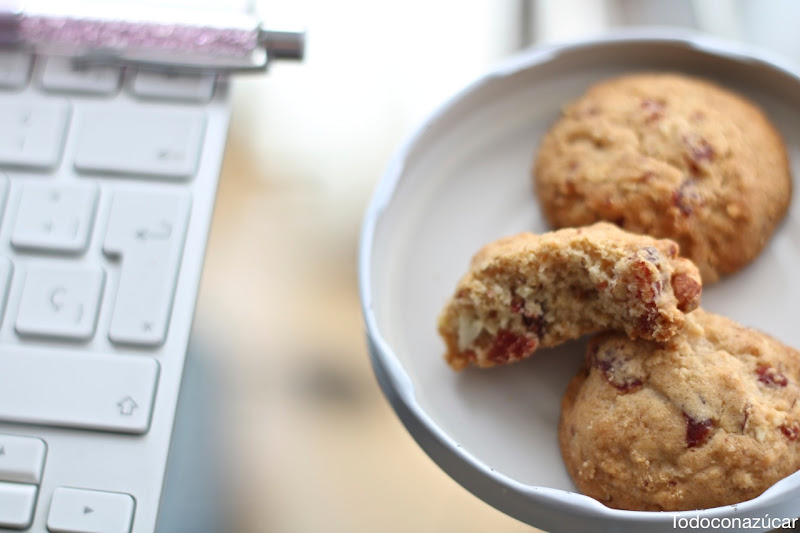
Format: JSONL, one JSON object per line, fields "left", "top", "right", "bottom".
{"left": 534, "top": 72, "right": 792, "bottom": 283}
{"left": 437, "top": 222, "right": 701, "bottom": 370}
{"left": 559, "top": 309, "right": 800, "bottom": 511}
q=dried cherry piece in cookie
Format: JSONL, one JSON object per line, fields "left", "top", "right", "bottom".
{"left": 684, "top": 414, "right": 714, "bottom": 448}
{"left": 756, "top": 364, "right": 789, "bottom": 387}
{"left": 781, "top": 421, "right": 800, "bottom": 441}
{"left": 487, "top": 330, "right": 538, "bottom": 365}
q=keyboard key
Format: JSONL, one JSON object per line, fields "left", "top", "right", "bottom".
{"left": 0, "top": 347, "right": 159, "bottom": 433}
{"left": 0, "top": 98, "right": 70, "bottom": 170}
{"left": 130, "top": 71, "right": 216, "bottom": 102}
{"left": 0, "top": 173, "right": 9, "bottom": 216}
{"left": 40, "top": 56, "right": 122, "bottom": 95}
{"left": 48, "top": 487, "right": 134, "bottom": 533}
{"left": 74, "top": 107, "right": 206, "bottom": 179}
{"left": 0, "top": 434, "right": 46, "bottom": 484}
{"left": 0, "top": 51, "right": 32, "bottom": 90}
{"left": 0, "top": 258, "right": 12, "bottom": 324}
{"left": 104, "top": 191, "right": 190, "bottom": 346}
{"left": 11, "top": 183, "right": 98, "bottom": 253}
{"left": 0, "top": 482, "right": 36, "bottom": 529}
{"left": 16, "top": 265, "right": 105, "bottom": 340}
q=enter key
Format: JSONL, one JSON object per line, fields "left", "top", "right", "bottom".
{"left": 104, "top": 191, "right": 191, "bottom": 347}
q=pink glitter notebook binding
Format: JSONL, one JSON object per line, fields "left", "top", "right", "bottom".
{"left": 0, "top": 1, "right": 304, "bottom": 72}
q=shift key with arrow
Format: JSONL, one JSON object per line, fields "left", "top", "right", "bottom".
{"left": 104, "top": 191, "right": 191, "bottom": 346}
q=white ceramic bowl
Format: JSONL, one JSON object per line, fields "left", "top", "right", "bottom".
{"left": 359, "top": 28, "right": 800, "bottom": 532}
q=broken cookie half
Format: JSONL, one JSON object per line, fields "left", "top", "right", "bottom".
{"left": 438, "top": 222, "right": 701, "bottom": 370}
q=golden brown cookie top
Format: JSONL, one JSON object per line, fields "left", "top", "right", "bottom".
{"left": 560, "top": 309, "right": 800, "bottom": 511}
{"left": 534, "top": 72, "right": 792, "bottom": 282}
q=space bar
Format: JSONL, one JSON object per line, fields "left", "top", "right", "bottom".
{"left": 0, "top": 348, "right": 159, "bottom": 434}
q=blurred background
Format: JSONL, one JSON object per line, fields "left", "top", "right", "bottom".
{"left": 171, "top": 1, "right": 800, "bottom": 531}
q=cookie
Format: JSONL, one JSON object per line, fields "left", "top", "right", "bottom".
{"left": 533, "top": 72, "right": 792, "bottom": 283}
{"left": 559, "top": 309, "right": 800, "bottom": 511}
{"left": 437, "top": 222, "right": 701, "bottom": 370}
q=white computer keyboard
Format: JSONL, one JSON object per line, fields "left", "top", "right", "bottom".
{"left": 0, "top": 51, "right": 231, "bottom": 532}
